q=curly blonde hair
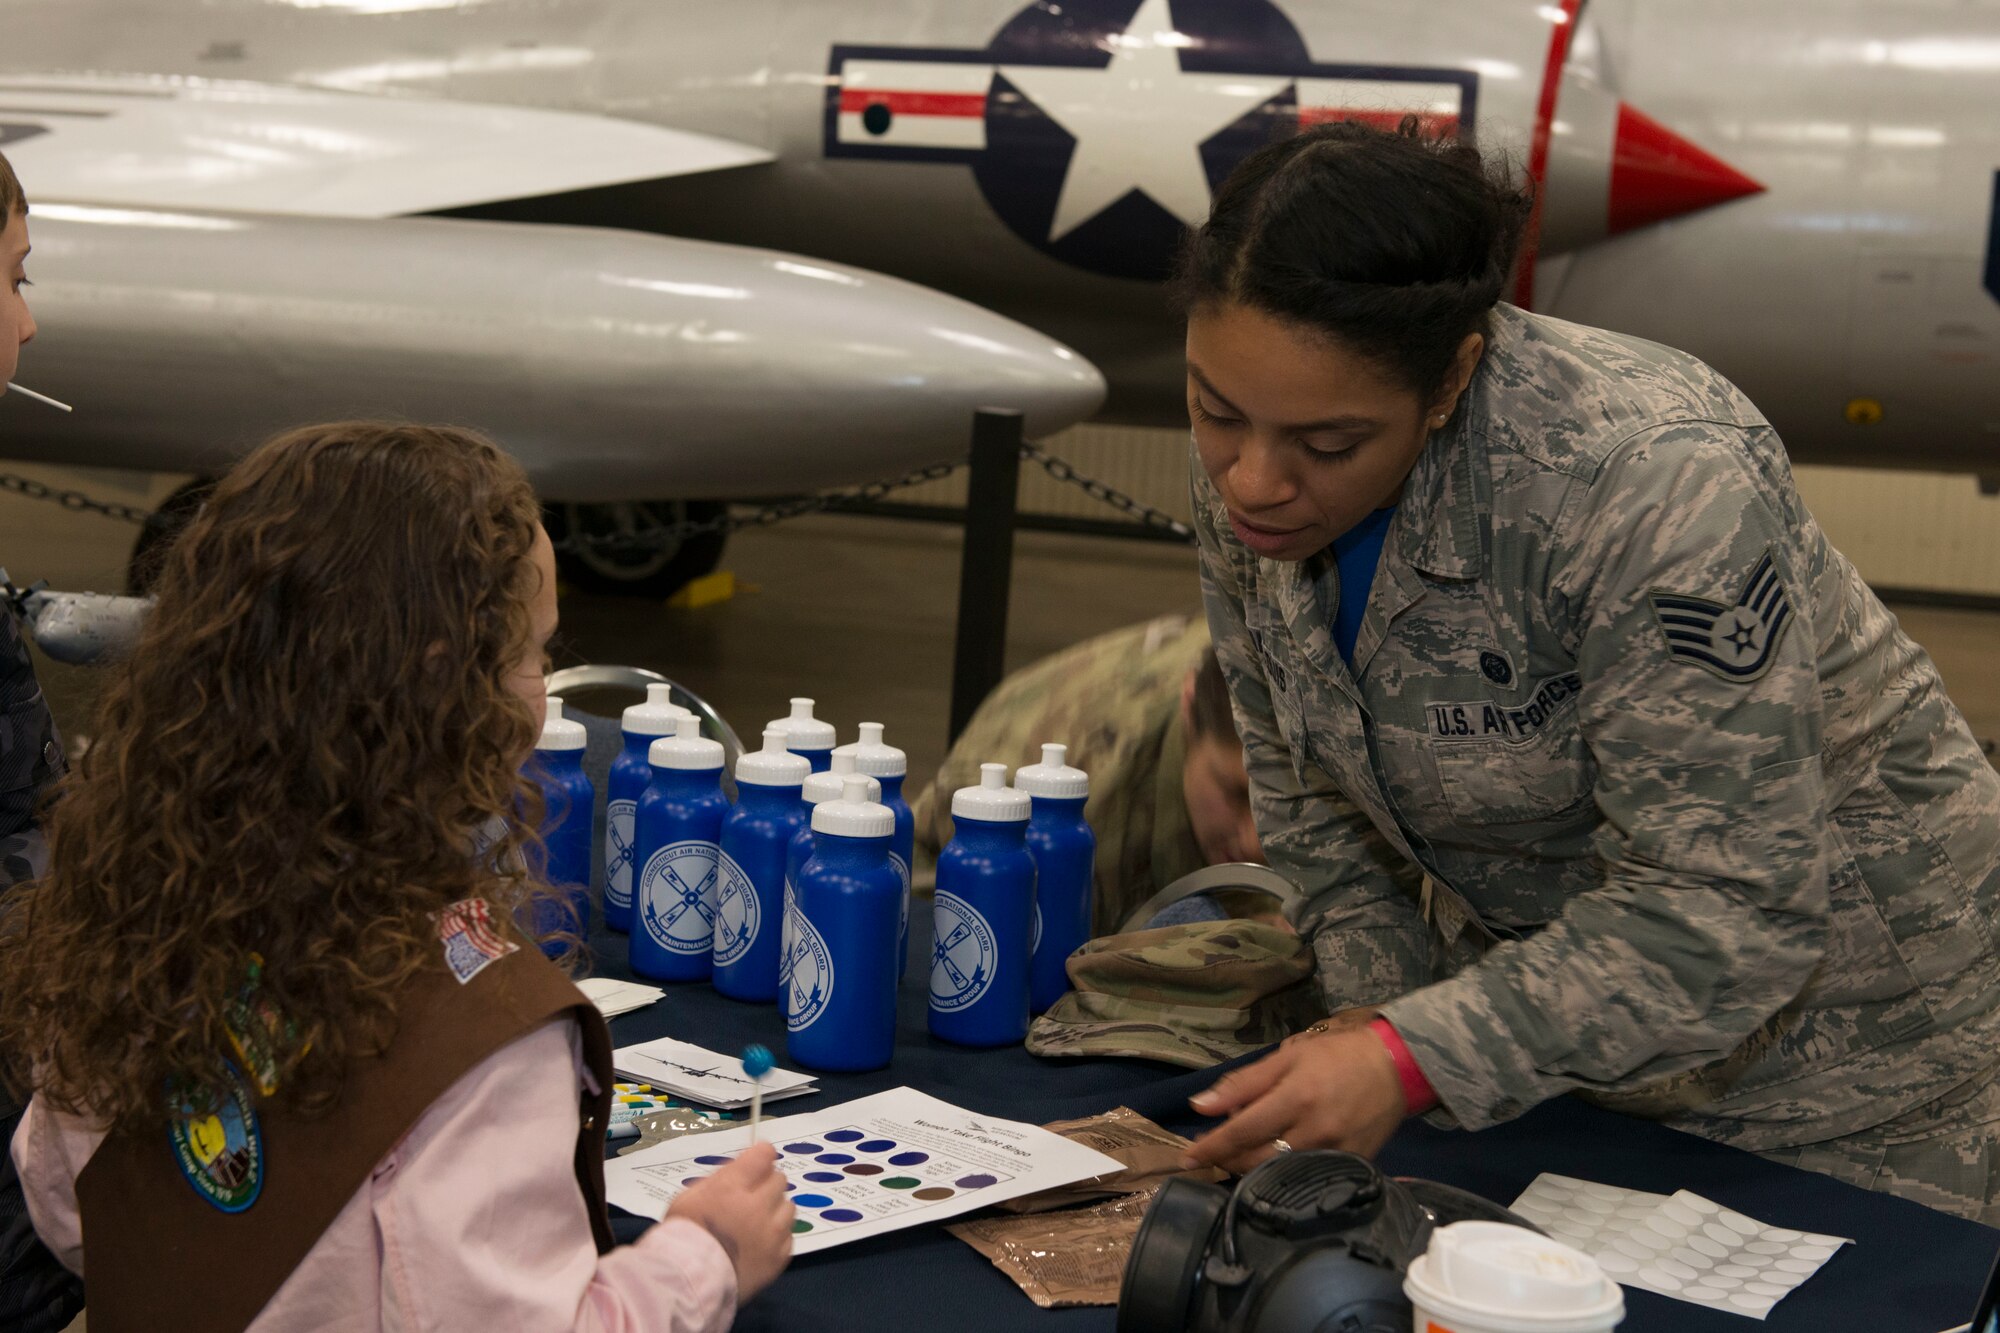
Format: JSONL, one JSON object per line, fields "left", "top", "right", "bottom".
{"left": 0, "top": 422, "right": 558, "bottom": 1127}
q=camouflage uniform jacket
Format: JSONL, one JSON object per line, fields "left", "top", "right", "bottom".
{"left": 0, "top": 597, "right": 62, "bottom": 890}
{"left": 1196, "top": 303, "right": 2000, "bottom": 1152}
{"left": 912, "top": 614, "right": 1208, "bottom": 936}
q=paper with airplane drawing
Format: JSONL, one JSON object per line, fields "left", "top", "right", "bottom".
{"left": 604, "top": 1087, "right": 1122, "bottom": 1256}
{"left": 612, "top": 1036, "right": 819, "bottom": 1110}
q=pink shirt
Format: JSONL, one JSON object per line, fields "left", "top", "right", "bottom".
{"left": 11, "top": 1018, "right": 737, "bottom": 1333}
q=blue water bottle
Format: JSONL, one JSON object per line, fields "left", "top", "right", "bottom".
{"left": 769, "top": 696, "right": 836, "bottom": 773}
{"left": 713, "top": 728, "right": 810, "bottom": 1003}
{"left": 929, "top": 763, "right": 1036, "bottom": 1047}
{"left": 1016, "top": 743, "right": 1095, "bottom": 1013}
{"left": 837, "top": 722, "right": 914, "bottom": 979}
{"left": 631, "top": 715, "right": 727, "bottom": 982}
{"left": 782, "top": 752, "right": 878, "bottom": 1021}
{"left": 786, "top": 774, "right": 902, "bottom": 1073}
{"left": 525, "top": 698, "right": 595, "bottom": 956}
{"left": 605, "top": 684, "right": 688, "bottom": 934}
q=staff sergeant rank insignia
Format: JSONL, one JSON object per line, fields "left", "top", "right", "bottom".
{"left": 1647, "top": 547, "right": 1795, "bottom": 683}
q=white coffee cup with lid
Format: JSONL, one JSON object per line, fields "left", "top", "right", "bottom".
{"left": 1404, "top": 1221, "right": 1624, "bottom": 1333}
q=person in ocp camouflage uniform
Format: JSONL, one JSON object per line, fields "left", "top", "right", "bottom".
{"left": 1173, "top": 122, "right": 2000, "bottom": 1224}
{"left": 0, "top": 148, "right": 85, "bottom": 1333}
{"left": 911, "top": 614, "right": 1262, "bottom": 936}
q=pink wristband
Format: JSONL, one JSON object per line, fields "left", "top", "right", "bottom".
{"left": 1369, "top": 1018, "right": 1439, "bottom": 1115}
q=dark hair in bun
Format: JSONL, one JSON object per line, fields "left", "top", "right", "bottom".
{"left": 1173, "top": 118, "right": 1532, "bottom": 403}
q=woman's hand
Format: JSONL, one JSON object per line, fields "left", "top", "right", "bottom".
{"left": 1180, "top": 1026, "right": 1408, "bottom": 1176}
{"left": 667, "top": 1142, "right": 795, "bottom": 1301}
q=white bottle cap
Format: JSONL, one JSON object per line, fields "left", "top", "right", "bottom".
{"left": 951, "top": 763, "right": 1030, "bottom": 823}
{"left": 1403, "top": 1222, "right": 1624, "bottom": 1333}
{"left": 770, "top": 697, "right": 836, "bottom": 752}
{"left": 736, "top": 727, "right": 812, "bottom": 788}
{"left": 538, "top": 697, "right": 587, "bottom": 752}
{"left": 811, "top": 773, "right": 895, "bottom": 838}
{"left": 833, "top": 720, "right": 908, "bottom": 779}
{"left": 621, "top": 682, "right": 688, "bottom": 738}
{"left": 647, "top": 714, "right": 725, "bottom": 772}
{"left": 1014, "top": 742, "right": 1088, "bottom": 799}
{"left": 803, "top": 749, "right": 880, "bottom": 806}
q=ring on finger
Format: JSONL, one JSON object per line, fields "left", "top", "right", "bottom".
{"left": 1272, "top": 1138, "right": 1293, "bottom": 1153}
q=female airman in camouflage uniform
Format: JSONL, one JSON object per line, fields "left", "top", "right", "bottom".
{"left": 1177, "top": 122, "right": 2000, "bottom": 1223}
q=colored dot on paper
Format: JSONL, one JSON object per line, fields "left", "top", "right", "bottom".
{"left": 880, "top": 1177, "right": 922, "bottom": 1190}
{"left": 913, "top": 1187, "right": 955, "bottom": 1201}
{"left": 805, "top": 1171, "right": 843, "bottom": 1183}
{"left": 681, "top": 1175, "right": 706, "bottom": 1185}
{"left": 823, "top": 1129, "right": 865, "bottom": 1143}
{"left": 695, "top": 1156, "right": 732, "bottom": 1166}
{"left": 956, "top": 1174, "right": 998, "bottom": 1189}
{"left": 858, "top": 1139, "right": 897, "bottom": 1153}
{"left": 889, "top": 1151, "right": 929, "bottom": 1167}
{"left": 845, "top": 1164, "right": 884, "bottom": 1176}
{"left": 792, "top": 1193, "right": 835, "bottom": 1208}
{"left": 822, "top": 1209, "right": 865, "bottom": 1223}
{"left": 792, "top": 1220, "right": 814, "bottom": 1234}
{"left": 784, "top": 1143, "right": 823, "bottom": 1154}
{"left": 816, "top": 1153, "right": 856, "bottom": 1165}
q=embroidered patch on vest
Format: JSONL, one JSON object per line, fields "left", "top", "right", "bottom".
{"left": 167, "top": 1063, "right": 264, "bottom": 1213}
{"left": 1647, "top": 548, "right": 1795, "bottom": 683}
{"left": 433, "top": 897, "right": 517, "bottom": 985}
{"left": 1478, "top": 651, "right": 1514, "bottom": 685}
{"left": 225, "top": 952, "right": 307, "bottom": 1097}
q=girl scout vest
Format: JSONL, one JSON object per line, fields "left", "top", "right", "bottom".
{"left": 73, "top": 897, "right": 615, "bottom": 1333}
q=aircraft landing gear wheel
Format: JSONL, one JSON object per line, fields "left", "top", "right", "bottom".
{"left": 128, "top": 476, "right": 217, "bottom": 595}
{"left": 546, "top": 500, "right": 728, "bottom": 600}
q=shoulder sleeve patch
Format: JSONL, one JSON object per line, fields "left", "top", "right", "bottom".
{"left": 1646, "top": 548, "right": 1795, "bottom": 683}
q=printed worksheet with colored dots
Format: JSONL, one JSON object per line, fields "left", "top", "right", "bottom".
{"left": 604, "top": 1088, "right": 1122, "bottom": 1255}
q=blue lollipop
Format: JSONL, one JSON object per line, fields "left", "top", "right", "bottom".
{"left": 742, "top": 1044, "right": 775, "bottom": 1138}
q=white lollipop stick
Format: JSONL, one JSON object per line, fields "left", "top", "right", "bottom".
{"left": 6, "top": 383, "right": 72, "bottom": 412}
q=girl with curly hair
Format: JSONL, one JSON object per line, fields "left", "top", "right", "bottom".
{"left": 2, "top": 422, "right": 791, "bottom": 1330}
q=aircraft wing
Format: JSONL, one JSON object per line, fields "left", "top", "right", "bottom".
{"left": 0, "top": 73, "right": 772, "bottom": 218}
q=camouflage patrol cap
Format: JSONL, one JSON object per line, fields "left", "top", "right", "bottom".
{"left": 1026, "top": 920, "right": 1323, "bottom": 1069}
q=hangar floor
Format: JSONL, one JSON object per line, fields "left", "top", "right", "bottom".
{"left": 9, "top": 495, "right": 2000, "bottom": 789}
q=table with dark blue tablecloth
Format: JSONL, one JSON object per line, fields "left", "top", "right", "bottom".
{"left": 584, "top": 911, "right": 1999, "bottom": 1333}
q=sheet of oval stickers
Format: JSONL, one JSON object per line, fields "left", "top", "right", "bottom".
{"left": 1509, "top": 1174, "right": 1852, "bottom": 1320}
{"left": 604, "top": 1087, "right": 1123, "bottom": 1255}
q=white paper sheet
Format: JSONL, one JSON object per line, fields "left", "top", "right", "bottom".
{"left": 578, "top": 977, "right": 666, "bottom": 1019}
{"left": 612, "top": 1036, "right": 818, "bottom": 1110}
{"left": 1510, "top": 1174, "right": 1852, "bottom": 1320}
{"left": 605, "top": 1087, "right": 1124, "bottom": 1255}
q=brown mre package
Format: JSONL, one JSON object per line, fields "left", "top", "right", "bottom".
{"left": 997, "top": 1105, "right": 1224, "bottom": 1213}
{"left": 948, "top": 1191, "right": 1156, "bottom": 1308}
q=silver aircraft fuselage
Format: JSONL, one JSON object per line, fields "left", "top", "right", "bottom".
{"left": 3, "top": 0, "right": 1997, "bottom": 477}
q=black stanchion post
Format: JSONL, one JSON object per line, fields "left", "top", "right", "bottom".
{"left": 948, "top": 408, "right": 1024, "bottom": 746}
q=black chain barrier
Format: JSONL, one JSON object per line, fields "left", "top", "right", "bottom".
{"left": 0, "top": 472, "right": 155, "bottom": 526}
{"left": 0, "top": 446, "right": 1197, "bottom": 553}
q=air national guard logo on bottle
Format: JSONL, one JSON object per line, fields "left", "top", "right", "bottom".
{"left": 824, "top": 0, "right": 1476, "bottom": 281}
{"left": 783, "top": 896, "right": 835, "bottom": 1031}
{"left": 931, "top": 891, "right": 999, "bottom": 1012}
{"left": 167, "top": 1064, "right": 264, "bottom": 1213}
{"left": 605, "top": 798, "right": 638, "bottom": 911}
{"left": 1647, "top": 547, "right": 1795, "bottom": 683}
{"left": 640, "top": 841, "right": 720, "bottom": 955}
{"left": 710, "top": 850, "right": 762, "bottom": 968}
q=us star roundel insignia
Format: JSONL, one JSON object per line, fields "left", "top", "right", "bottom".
{"left": 825, "top": 0, "right": 1477, "bottom": 281}
{"left": 1647, "top": 548, "right": 1796, "bottom": 683}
